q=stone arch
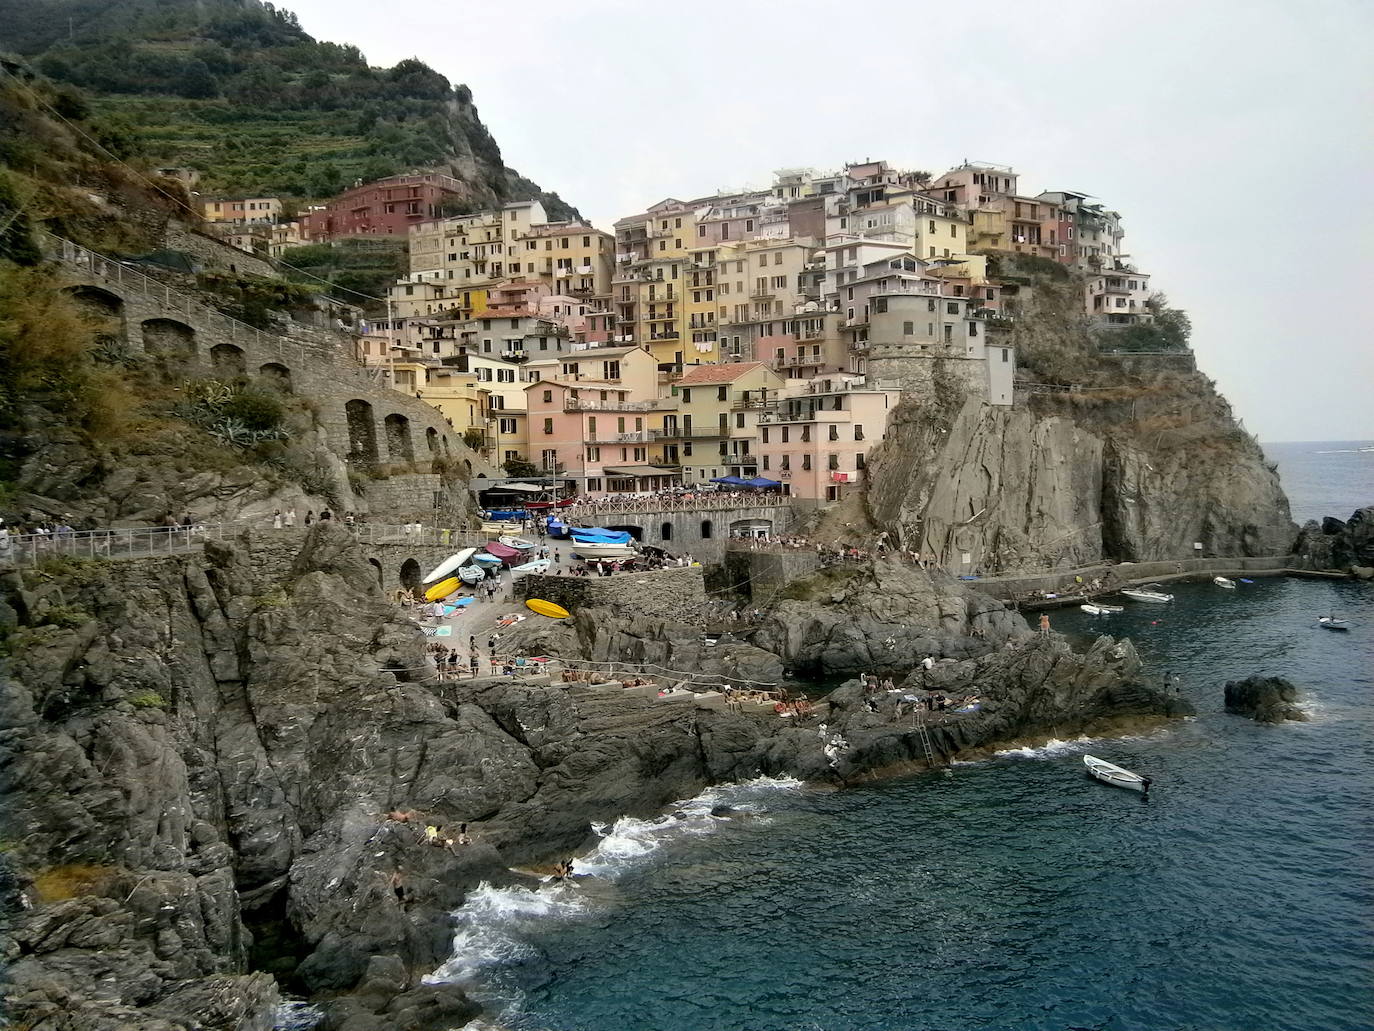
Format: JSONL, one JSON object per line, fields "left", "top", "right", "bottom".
{"left": 384, "top": 413, "right": 414, "bottom": 463}
{"left": 210, "top": 342, "right": 247, "bottom": 379}
{"left": 141, "top": 317, "right": 197, "bottom": 379}
{"left": 660, "top": 521, "right": 673, "bottom": 541}
{"left": 700, "top": 519, "right": 714, "bottom": 539}
{"left": 425, "top": 427, "right": 439, "bottom": 454}
{"left": 345, "top": 399, "right": 379, "bottom": 464}
{"left": 367, "top": 558, "right": 384, "bottom": 587}
{"left": 730, "top": 518, "right": 773, "bottom": 538}
{"left": 65, "top": 285, "right": 127, "bottom": 355}
{"left": 258, "top": 362, "right": 293, "bottom": 393}
{"left": 605, "top": 524, "right": 643, "bottom": 541}
{"left": 399, "top": 559, "right": 422, "bottom": 594}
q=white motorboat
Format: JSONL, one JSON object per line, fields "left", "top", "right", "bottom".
{"left": 512, "top": 558, "right": 551, "bottom": 575}
{"left": 457, "top": 565, "right": 486, "bottom": 584}
{"left": 498, "top": 535, "right": 536, "bottom": 551}
{"left": 1096, "top": 603, "right": 1124, "bottom": 613}
{"left": 1080, "top": 603, "right": 1115, "bottom": 616}
{"left": 422, "top": 547, "right": 477, "bottom": 584}
{"left": 1213, "top": 576, "right": 1237, "bottom": 589}
{"left": 1084, "top": 754, "right": 1152, "bottom": 793}
{"left": 1318, "top": 616, "right": 1351, "bottom": 632}
{"left": 570, "top": 542, "right": 639, "bottom": 560}
{"left": 1121, "top": 584, "right": 1174, "bottom": 604}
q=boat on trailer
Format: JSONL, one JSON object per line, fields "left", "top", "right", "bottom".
{"left": 1084, "top": 754, "right": 1152, "bottom": 793}
{"left": 1121, "top": 584, "right": 1174, "bottom": 604}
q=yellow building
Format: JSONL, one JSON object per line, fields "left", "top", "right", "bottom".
{"left": 668, "top": 361, "right": 785, "bottom": 483}
{"left": 514, "top": 224, "right": 614, "bottom": 302}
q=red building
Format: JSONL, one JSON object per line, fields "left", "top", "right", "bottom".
{"left": 299, "top": 173, "right": 465, "bottom": 241}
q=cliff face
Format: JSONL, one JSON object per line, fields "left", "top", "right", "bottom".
{"left": 0, "top": 528, "right": 1188, "bottom": 1030}
{"left": 865, "top": 262, "right": 1295, "bottom": 573}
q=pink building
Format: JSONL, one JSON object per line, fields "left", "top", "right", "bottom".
{"left": 298, "top": 173, "right": 465, "bottom": 241}
{"left": 755, "top": 377, "right": 901, "bottom": 504}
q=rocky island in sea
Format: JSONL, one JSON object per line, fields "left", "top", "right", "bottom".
{"left": 0, "top": 5, "right": 1359, "bottom": 1028}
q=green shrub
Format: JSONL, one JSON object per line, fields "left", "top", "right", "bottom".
{"left": 223, "top": 389, "right": 285, "bottom": 431}
{"left": 40, "top": 604, "right": 91, "bottom": 629}
{"left": 127, "top": 690, "right": 168, "bottom": 709}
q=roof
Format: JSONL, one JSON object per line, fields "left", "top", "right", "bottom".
{"left": 675, "top": 361, "right": 768, "bottom": 385}
{"left": 565, "top": 345, "right": 639, "bottom": 359}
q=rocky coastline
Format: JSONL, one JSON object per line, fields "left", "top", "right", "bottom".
{"left": 0, "top": 525, "right": 1194, "bottom": 1030}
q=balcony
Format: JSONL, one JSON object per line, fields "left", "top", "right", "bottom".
{"left": 554, "top": 373, "right": 622, "bottom": 384}
{"left": 565, "top": 398, "right": 670, "bottom": 412}
{"left": 649, "top": 330, "right": 680, "bottom": 340}
{"left": 750, "top": 286, "right": 775, "bottom": 299}
{"left": 757, "top": 408, "right": 853, "bottom": 424}
{"left": 501, "top": 349, "right": 527, "bottom": 362}
{"left": 587, "top": 429, "right": 663, "bottom": 444}
{"left": 680, "top": 426, "right": 726, "bottom": 439}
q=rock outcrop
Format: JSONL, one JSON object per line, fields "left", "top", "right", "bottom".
{"left": 0, "top": 527, "right": 1190, "bottom": 1030}
{"left": 1291, "top": 507, "right": 1374, "bottom": 575}
{"left": 751, "top": 559, "right": 1028, "bottom": 675}
{"left": 1223, "top": 675, "right": 1307, "bottom": 723}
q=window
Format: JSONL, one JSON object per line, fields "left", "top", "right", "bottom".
{"left": 947, "top": 302, "right": 959, "bottom": 315}
{"left": 762, "top": 455, "right": 770, "bottom": 470}
{"left": 927, "top": 299, "right": 936, "bottom": 312}
{"left": 969, "top": 322, "right": 978, "bottom": 337}
{"left": 903, "top": 321, "right": 914, "bottom": 335}
{"left": 698, "top": 225, "right": 707, "bottom": 237}
{"left": 717, "top": 386, "right": 728, "bottom": 401}
{"left": 586, "top": 446, "right": 600, "bottom": 461}
{"left": 735, "top": 412, "right": 745, "bottom": 428}
{"left": 773, "top": 252, "right": 782, "bottom": 265}
{"left": 681, "top": 388, "right": 691, "bottom": 403}
{"left": 856, "top": 453, "right": 866, "bottom": 470}
{"left": 873, "top": 298, "right": 888, "bottom": 314}
{"left": 781, "top": 454, "right": 790, "bottom": 470}
{"left": 1002, "top": 348, "right": 1010, "bottom": 362}
{"left": 499, "top": 418, "right": 517, "bottom": 434}
{"left": 827, "top": 454, "right": 839, "bottom": 470}
{"left": 781, "top": 427, "right": 789, "bottom": 443}
{"left": 542, "top": 418, "right": 554, "bottom": 434}
{"left": 762, "top": 428, "right": 770, "bottom": 444}
{"left": 802, "top": 454, "right": 812, "bottom": 470}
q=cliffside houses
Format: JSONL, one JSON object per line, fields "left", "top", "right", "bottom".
{"left": 333, "top": 158, "right": 1156, "bottom": 503}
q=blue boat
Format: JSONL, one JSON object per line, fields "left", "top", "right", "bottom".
{"left": 472, "top": 553, "right": 503, "bottom": 566}
{"left": 546, "top": 518, "right": 569, "bottom": 539}
{"left": 570, "top": 527, "right": 631, "bottom": 544}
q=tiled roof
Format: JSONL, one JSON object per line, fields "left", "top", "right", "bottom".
{"left": 675, "top": 361, "right": 767, "bottom": 385}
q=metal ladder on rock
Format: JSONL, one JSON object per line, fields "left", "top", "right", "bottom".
{"left": 913, "top": 708, "right": 940, "bottom": 769}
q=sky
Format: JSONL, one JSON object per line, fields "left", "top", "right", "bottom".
{"left": 288, "top": 0, "right": 1374, "bottom": 442}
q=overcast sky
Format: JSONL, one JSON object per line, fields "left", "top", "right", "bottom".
{"left": 289, "top": 0, "right": 1372, "bottom": 442}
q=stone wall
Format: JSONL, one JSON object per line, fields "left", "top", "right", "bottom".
{"left": 163, "top": 223, "right": 277, "bottom": 277}
{"left": 866, "top": 347, "right": 986, "bottom": 403}
{"left": 1096, "top": 351, "right": 1197, "bottom": 376}
{"left": 516, "top": 566, "right": 707, "bottom": 624}
{"left": 50, "top": 243, "right": 480, "bottom": 522}
{"left": 721, "top": 548, "right": 822, "bottom": 599}
{"left": 572, "top": 504, "right": 797, "bottom": 564}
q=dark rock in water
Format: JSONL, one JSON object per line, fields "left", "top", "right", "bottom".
{"left": 1292, "top": 505, "right": 1374, "bottom": 572}
{"left": 710, "top": 805, "right": 740, "bottom": 818}
{"left": 1224, "top": 675, "right": 1308, "bottom": 723}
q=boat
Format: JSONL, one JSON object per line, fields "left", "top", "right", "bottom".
{"left": 1318, "top": 616, "right": 1351, "bottom": 632}
{"left": 498, "top": 535, "right": 536, "bottom": 550}
{"left": 484, "top": 541, "right": 522, "bottom": 564}
{"left": 526, "top": 598, "right": 571, "bottom": 619}
{"left": 457, "top": 565, "right": 486, "bottom": 585}
{"left": 1121, "top": 584, "right": 1174, "bottom": 604}
{"left": 423, "top": 577, "right": 460, "bottom": 603}
{"left": 1083, "top": 754, "right": 1152, "bottom": 793}
{"left": 1077, "top": 602, "right": 1121, "bottom": 618}
{"left": 570, "top": 542, "right": 639, "bottom": 560}
{"left": 471, "top": 553, "right": 503, "bottom": 566}
{"left": 422, "top": 547, "right": 477, "bottom": 584}
{"left": 1214, "top": 576, "right": 1237, "bottom": 589}
{"left": 525, "top": 498, "right": 576, "bottom": 511}
{"left": 546, "top": 518, "right": 570, "bottom": 539}
{"left": 570, "top": 528, "right": 632, "bottom": 544}
{"left": 512, "top": 558, "right": 551, "bottom": 575}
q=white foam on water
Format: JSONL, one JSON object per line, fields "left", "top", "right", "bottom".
{"left": 272, "top": 1000, "right": 323, "bottom": 1030}
{"left": 425, "top": 775, "right": 805, "bottom": 1015}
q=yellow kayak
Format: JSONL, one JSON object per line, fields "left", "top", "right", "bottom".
{"left": 424, "top": 577, "right": 460, "bottom": 602}
{"left": 525, "top": 598, "right": 570, "bottom": 619}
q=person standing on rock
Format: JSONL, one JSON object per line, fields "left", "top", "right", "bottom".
{"left": 272, "top": 510, "right": 283, "bottom": 530}
{"left": 1039, "top": 612, "right": 1051, "bottom": 634}
{"left": 305, "top": 510, "right": 314, "bottom": 527}
{"left": 285, "top": 508, "right": 296, "bottom": 528}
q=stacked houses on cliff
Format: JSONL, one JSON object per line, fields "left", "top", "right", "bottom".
{"left": 317, "top": 160, "right": 1153, "bottom": 504}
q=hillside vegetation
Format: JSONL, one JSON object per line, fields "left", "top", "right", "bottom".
{"left": 0, "top": 0, "right": 579, "bottom": 218}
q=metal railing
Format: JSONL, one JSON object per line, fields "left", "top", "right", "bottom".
{"left": 564, "top": 494, "right": 790, "bottom": 515}
{"left": 1, "top": 520, "right": 489, "bottom": 569}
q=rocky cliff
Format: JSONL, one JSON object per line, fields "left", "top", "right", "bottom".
{"left": 0, "top": 527, "right": 1189, "bottom": 1030}
{"left": 865, "top": 260, "right": 1295, "bottom": 573}
{"left": 1291, "top": 507, "right": 1374, "bottom": 576}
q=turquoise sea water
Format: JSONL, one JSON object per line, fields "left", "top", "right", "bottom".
{"left": 433, "top": 459, "right": 1374, "bottom": 1031}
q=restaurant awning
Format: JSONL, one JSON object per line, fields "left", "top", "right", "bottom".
{"left": 498, "top": 482, "right": 548, "bottom": 493}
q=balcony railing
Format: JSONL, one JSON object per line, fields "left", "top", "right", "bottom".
{"left": 565, "top": 398, "right": 669, "bottom": 412}
{"left": 587, "top": 429, "right": 663, "bottom": 444}
{"left": 758, "top": 408, "right": 853, "bottom": 424}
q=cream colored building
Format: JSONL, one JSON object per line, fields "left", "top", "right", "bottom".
{"left": 668, "top": 361, "right": 784, "bottom": 483}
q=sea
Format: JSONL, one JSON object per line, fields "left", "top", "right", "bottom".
{"left": 280, "top": 444, "right": 1374, "bottom": 1031}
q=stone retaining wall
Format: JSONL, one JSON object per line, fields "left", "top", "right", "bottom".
{"left": 569, "top": 505, "right": 797, "bottom": 564}
{"left": 721, "top": 549, "right": 822, "bottom": 599}
{"left": 516, "top": 566, "right": 706, "bottom": 624}
{"left": 971, "top": 554, "right": 1297, "bottom": 601}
